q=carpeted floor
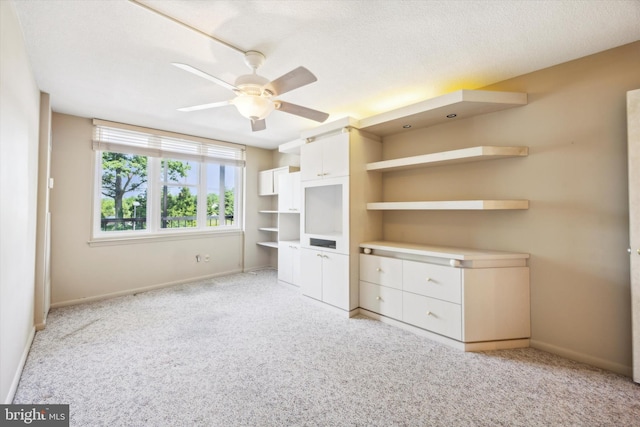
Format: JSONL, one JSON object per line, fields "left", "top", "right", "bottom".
{"left": 13, "top": 269, "right": 640, "bottom": 426}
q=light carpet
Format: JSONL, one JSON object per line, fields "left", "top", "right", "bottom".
{"left": 13, "top": 269, "right": 640, "bottom": 426}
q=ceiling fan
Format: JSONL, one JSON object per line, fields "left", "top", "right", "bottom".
{"left": 173, "top": 51, "right": 329, "bottom": 132}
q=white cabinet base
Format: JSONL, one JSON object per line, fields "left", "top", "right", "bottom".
{"left": 358, "top": 308, "right": 530, "bottom": 352}
{"left": 359, "top": 241, "right": 530, "bottom": 352}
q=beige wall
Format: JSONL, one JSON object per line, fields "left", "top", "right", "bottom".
{"left": 380, "top": 42, "right": 640, "bottom": 375}
{"left": 0, "top": 1, "right": 41, "bottom": 403}
{"left": 49, "top": 114, "right": 272, "bottom": 305}
{"left": 244, "top": 145, "right": 279, "bottom": 270}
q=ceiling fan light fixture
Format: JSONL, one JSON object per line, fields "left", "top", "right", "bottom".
{"left": 232, "top": 95, "right": 275, "bottom": 121}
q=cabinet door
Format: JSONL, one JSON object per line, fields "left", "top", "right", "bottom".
{"left": 277, "top": 173, "right": 292, "bottom": 212}
{"left": 290, "top": 172, "right": 301, "bottom": 212}
{"left": 300, "top": 248, "right": 322, "bottom": 300}
{"left": 258, "top": 170, "right": 273, "bottom": 196}
{"left": 272, "top": 167, "right": 289, "bottom": 194}
{"left": 277, "top": 172, "right": 301, "bottom": 213}
{"left": 278, "top": 242, "right": 293, "bottom": 284}
{"left": 291, "top": 243, "right": 301, "bottom": 286}
{"left": 301, "top": 142, "right": 324, "bottom": 181}
{"left": 321, "top": 133, "right": 349, "bottom": 179}
{"left": 462, "top": 267, "right": 530, "bottom": 342}
{"left": 321, "top": 252, "right": 350, "bottom": 310}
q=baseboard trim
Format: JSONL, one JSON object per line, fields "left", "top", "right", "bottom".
{"left": 51, "top": 269, "right": 244, "bottom": 308}
{"left": 300, "top": 295, "right": 358, "bottom": 317}
{"left": 530, "top": 339, "right": 632, "bottom": 377}
{"left": 4, "top": 326, "right": 35, "bottom": 404}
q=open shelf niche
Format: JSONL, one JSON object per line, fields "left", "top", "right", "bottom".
{"left": 359, "top": 90, "right": 529, "bottom": 211}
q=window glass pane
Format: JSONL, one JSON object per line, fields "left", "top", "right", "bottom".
{"left": 160, "top": 159, "right": 199, "bottom": 185}
{"left": 206, "top": 164, "right": 236, "bottom": 227}
{"left": 160, "top": 185, "right": 198, "bottom": 229}
{"left": 100, "top": 152, "right": 148, "bottom": 232}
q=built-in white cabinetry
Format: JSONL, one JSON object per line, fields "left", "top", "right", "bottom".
{"left": 258, "top": 166, "right": 297, "bottom": 196}
{"left": 278, "top": 241, "right": 301, "bottom": 286}
{"left": 278, "top": 172, "right": 301, "bottom": 213}
{"left": 257, "top": 166, "right": 300, "bottom": 252}
{"left": 298, "top": 125, "right": 382, "bottom": 313}
{"left": 280, "top": 90, "right": 531, "bottom": 344}
{"left": 301, "top": 248, "right": 350, "bottom": 310}
{"left": 359, "top": 242, "right": 530, "bottom": 351}
{"left": 300, "top": 132, "right": 350, "bottom": 182}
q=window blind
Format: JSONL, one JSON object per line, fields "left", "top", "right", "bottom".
{"left": 92, "top": 119, "right": 245, "bottom": 166}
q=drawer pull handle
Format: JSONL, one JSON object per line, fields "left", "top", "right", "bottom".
{"left": 376, "top": 296, "right": 383, "bottom": 301}
{"left": 376, "top": 268, "right": 383, "bottom": 272}
{"left": 426, "top": 311, "right": 433, "bottom": 316}
{"left": 425, "top": 277, "right": 432, "bottom": 282}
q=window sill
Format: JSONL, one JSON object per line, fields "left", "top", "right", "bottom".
{"left": 88, "top": 229, "right": 243, "bottom": 247}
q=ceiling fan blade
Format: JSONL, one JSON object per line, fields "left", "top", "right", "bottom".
{"left": 266, "top": 67, "right": 317, "bottom": 96}
{"left": 251, "top": 119, "right": 266, "bottom": 132}
{"left": 177, "top": 100, "right": 231, "bottom": 112}
{"left": 172, "top": 63, "right": 237, "bottom": 91}
{"left": 276, "top": 101, "right": 329, "bottom": 123}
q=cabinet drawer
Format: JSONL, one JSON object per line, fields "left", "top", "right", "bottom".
{"left": 360, "top": 281, "right": 403, "bottom": 320}
{"left": 403, "top": 293, "right": 462, "bottom": 340}
{"left": 403, "top": 260, "right": 461, "bottom": 303}
{"left": 360, "top": 254, "right": 402, "bottom": 290}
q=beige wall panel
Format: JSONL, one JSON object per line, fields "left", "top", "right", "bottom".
{"left": 380, "top": 42, "right": 640, "bottom": 374}
{"left": 245, "top": 145, "right": 278, "bottom": 270}
{"left": 0, "top": 1, "right": 41, "bottom": 403}
{"left": 50, "top": 113, "right": 253, "bottom": 305}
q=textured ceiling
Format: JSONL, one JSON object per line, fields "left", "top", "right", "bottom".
{"left": 12, "top": 0, "right": 640, "bottom": 149}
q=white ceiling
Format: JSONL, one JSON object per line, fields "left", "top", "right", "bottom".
{"left": 13, "top": 0, "right": 640, "bottom": 150}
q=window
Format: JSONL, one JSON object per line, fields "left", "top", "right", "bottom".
{"left": 93, "top": 120, "right": 244, "bottom": 239}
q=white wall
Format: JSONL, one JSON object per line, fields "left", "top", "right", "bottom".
{"left": 0, "top": 1, "right": 42, "bottom": 403}
{"left": 50, "top": 114, "right": 275, "bottom": 305}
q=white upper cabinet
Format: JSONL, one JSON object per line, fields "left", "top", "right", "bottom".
{"left": 301, "top": 132, "right": 349, "bottom": 181}
{"left": 258, "top": 166, "right": 298, "bottom": 196}
{"left": 277, "top": 171, "right": 301, "bottom": 212}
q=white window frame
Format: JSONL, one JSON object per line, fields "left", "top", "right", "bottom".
{"left": 90, "top": 120, "right": 245, "bottom": 244}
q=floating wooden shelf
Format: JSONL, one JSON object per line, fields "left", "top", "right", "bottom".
{"left": 258, "top": 227, "right": 278, "bottom": 232}
{"left": 367, "top": 200, "right": 529, "bottom": 211}
{"left": 259, "top": 210, "right": 278, "bottom": 214}
{"left": 358, "top": 90, "right": 527, "bottom": 137}
{"left": 257, "top": 241, "right": 278, "bottom": 248}
{"left": 366, "top": 146, "right": 528, "bottom": 172}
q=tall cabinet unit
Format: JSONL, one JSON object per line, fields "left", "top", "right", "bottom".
{"left": 258, "top": 167, "right": 302, "bottom": 286}
{"left": 299, "top": 122, "right": 382, "bottom": 314}
{"left": 287, "top": 89, "right": 533, "bottom": 351}
{"left": 355, "top": 89, "right": 531, "bottom": 351}
{"left": 277, "top": 171, "right": 302, "bottom": 286}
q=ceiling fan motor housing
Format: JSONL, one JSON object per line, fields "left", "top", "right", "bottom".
{"left": 234, "top": 73, "right": 271, "bottom": 96}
